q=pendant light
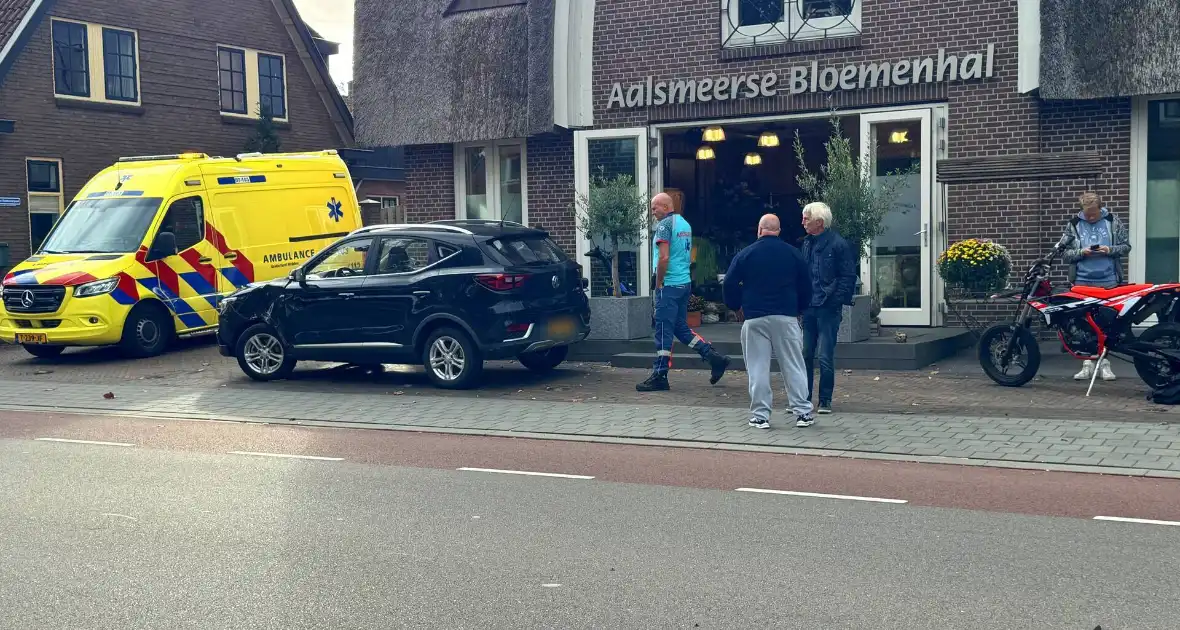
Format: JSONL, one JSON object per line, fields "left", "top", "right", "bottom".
{"left": 757, "top": 131, "right": 780, "bottom": 147}
{"left": 702, "top": 126, "right": 726, "bottom": 142}
{"left": 696, "top": 145, "right": 716, "bottom": 160}
{"left": 744, "top": 152, "right": 762, "bottom": 166}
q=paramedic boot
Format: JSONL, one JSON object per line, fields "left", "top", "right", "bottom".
{"left": 704, "top": 348, "right": 731, "bottom": 385}
{"left": 636, "top": 372, "right": 670, "bottom": 392}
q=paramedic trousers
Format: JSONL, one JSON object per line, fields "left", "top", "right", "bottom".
{"left": 651, "top": 283, "right": 714, "bottom": 375}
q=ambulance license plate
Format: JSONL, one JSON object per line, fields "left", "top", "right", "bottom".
{"left": 547, "top": 316, "right": 575, "bottom": 339}
{"left": 15, "top": 333, "right": 48, "bottom": 344}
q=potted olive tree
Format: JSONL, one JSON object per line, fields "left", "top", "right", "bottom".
{"left": 794, "top": 116, "right": 918, "bottom": 343}
{"left": 573, "top": 173, "right": 651, "bottom": 340}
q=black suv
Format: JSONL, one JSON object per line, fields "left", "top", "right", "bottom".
{"left": 216, "top": 220, "right": 591, "bottom": 389}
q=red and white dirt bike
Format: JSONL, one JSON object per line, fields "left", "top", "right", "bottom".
{"left": 978, "top": 241, "right": 1180, "bottom": 392}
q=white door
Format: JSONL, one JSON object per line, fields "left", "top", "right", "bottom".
{"left": 859, "top": 109, "right": 933, "bottom": 326}
{"left": 574, "top": 128, "right": 650, "bottom": 297}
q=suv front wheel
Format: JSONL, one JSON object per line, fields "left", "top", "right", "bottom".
{"left": 236, "top": 323, "right": 296, "bottom": 382}
{"left": 422, "top": 327, "right": 482, "bottom": 389}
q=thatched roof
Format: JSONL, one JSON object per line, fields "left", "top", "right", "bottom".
{"left": 353, "top": 0, "right": 555, "bottom": 146}
{"left": 1040, "top": 0, "right": 1180, "bottom": 99}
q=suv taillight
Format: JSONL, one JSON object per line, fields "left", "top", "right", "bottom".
{"left": 475, "top": 273, "right": 529, "bottom": 292}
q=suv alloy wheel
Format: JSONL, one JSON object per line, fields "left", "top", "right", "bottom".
{"left": 236, "top": 323, "right": 297, "bottom": 381}
{"left": 422, "top": 326, "right": 482, "bottom": 389}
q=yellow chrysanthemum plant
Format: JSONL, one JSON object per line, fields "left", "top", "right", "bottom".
{"left": 937, "top": 238, "right": 1012, "bottom": 293}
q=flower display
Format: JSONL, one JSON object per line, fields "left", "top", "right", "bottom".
{"left": 937, "top": 238, "right": 1011, "bottom": 292}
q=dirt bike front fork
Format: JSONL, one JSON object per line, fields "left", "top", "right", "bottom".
{"left": 1086, "top": 347, "right": 1108, "bottom": 398}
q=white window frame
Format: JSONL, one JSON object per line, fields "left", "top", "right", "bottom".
{"left": 453, "top": 139, "right": 529, "bottom": 224}
{"left": 1129, "top": 93, "right": 1180, "bottom": 285}
{"left": 721, "top": 0, "right": 861, "bottom": 48}
{"left": 25, "top": 158, "right": 65, "bottom": 252}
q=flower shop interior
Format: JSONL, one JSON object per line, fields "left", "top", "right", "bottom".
{"left": 658, "top": 113, "right": 924, "bottom": 326}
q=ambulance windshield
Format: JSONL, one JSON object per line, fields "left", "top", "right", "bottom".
{"left": 39, "top": 197, "right": 163, "bottom": 255}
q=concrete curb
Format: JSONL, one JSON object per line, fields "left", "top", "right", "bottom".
{"left": 5, "top": 402, "right": 1179, "bottom": 481}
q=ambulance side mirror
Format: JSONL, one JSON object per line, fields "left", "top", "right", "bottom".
{"left": 147, "top": 232, "right": 177, "bottom": 261}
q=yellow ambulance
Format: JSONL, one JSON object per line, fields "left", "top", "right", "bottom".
{"left": 0, "top": 151, "right": 362, "bottom": 358}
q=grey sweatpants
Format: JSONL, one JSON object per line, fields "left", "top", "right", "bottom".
{"left": 741, "top": 315, "right": 813, "bottom": 421}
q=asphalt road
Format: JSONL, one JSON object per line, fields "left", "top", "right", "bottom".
{"left": 1, "top": 412, "right": 1178, "bottom": 629}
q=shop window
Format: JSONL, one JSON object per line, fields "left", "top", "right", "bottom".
{"left": 455, "top": 141, "right": 526, "bottom": 224}
{"left": 1144, "top": 98, "right": 1180, "bottom": 284}
{"left": 218, "top": 46, "right": 288, "bottom": 121}
{"left": 158, "top": 197, "right": 205, "bottom": 253}
{"left": 722, "top": 0, "right": 860, "bottom": 48}
{"left": 26, "top": 159, "right": 64, "bottom": 252}
{"left": 51, "top": 19, "right": 140, "bottom": 105}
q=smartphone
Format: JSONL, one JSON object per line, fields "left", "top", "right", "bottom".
{"left": 1089, "top": 244, "right": 1101, "bottom": 251}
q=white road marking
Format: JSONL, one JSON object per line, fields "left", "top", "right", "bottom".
{"left": 735, "top": 488, "right": 908, "bottom": 504}
{"left": 35, "top": 437, "right": 135, "bottom": 447}
{"left": 458, "top": 467, "right": 594, "bottom": 480}
{"left": 541, "top": 584, "right": 563, "bottom": 588}
{"left": 228, "top": 451, "right": 344, "bottom": 461}
{"left": 1093, "top": 516, "right": 1180, "bottom": 527}
{"left": 101, "top": 513, "right": 138, "bottom": 521}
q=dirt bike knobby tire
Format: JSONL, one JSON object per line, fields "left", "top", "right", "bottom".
{"left": 977, "top": 323, "right": 1041, "bottom": 387}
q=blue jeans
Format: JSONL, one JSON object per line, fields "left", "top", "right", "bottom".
{"left": 803, "top": 305, "right": 842, "bottom": 405}
{"left": 652, "top": 283, "right": 714, "bottom": 375}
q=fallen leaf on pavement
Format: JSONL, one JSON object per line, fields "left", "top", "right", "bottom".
{"left": 873, "top": 376, "right": 880, "bottom": 381}
{"left": 103, "top": 392, "right": 115, "bottom": 399}
{"left": 393, "top": 391, "right": 404, "bottom": 396}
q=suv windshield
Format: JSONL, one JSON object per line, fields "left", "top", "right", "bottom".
{"left": 482, "top": 236, "right": 568, "bottom": 266}
{"left": 39, "top": 197, "right": 163, "bottom": 254}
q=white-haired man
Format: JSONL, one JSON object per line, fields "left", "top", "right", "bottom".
{"left": 800, "top": 202, "right": 857, "bottom": 419}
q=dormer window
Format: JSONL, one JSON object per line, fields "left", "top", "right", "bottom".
{"left": 444, "top": 0, "right": 526, "bottom": 16}
{"left": 721, "top": 0, "right": 861, "bottom": 48}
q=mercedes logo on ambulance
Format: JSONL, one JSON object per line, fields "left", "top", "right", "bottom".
{"left": 20, "top": 290, "right": 35, "bottom": 309}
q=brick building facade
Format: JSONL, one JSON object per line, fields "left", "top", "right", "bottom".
{"left": 0, "top": 0, "right": 353, "bottom": 272}
{"left": 357, "top": 0, "right": 1180, "bottom": 329}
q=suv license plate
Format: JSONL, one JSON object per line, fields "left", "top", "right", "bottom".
{"left": 548, "top": 317, "right": 575, "bottom": 339}
{"left": 15, "top": 333, "right": 48, "bottom": 344}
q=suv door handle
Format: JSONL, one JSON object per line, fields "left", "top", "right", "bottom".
{"left": 413, "top": 291, "right": 431, "bottom": 297}
{"left": 339, "top": 293, "right": 356, "bottom": 299}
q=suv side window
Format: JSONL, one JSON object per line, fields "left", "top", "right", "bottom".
{"left": 375, "top": 237, "right": 433, "bottom": 275}
{"left": 159, "top": 196, "right": 205, "bottom": 252}
{"left": 307, "top": 238, "right": 373, "bottom": 280}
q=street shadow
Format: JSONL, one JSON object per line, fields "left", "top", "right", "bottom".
{"left": 278, "top": 360, "right": 597, "bottom": 395}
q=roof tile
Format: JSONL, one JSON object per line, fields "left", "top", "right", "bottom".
{"left": 0, "top": 0, "right": 35, "bottom": 54}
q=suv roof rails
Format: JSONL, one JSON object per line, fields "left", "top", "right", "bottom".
{"left": 432, "top": 218, "right": 527, "bottom": 228}
{"left": 350, "top": 223, "right": 474, "bottom": 236}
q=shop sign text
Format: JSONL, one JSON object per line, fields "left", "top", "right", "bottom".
{"left": 606, "top": 45, "right": 995, "bottom": 110}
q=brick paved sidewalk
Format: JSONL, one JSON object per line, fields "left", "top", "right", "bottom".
{"left": 1, "top": 341, "right": 1176, "bottom": 422}
{"left": 4, "top": 378, "right": 1179, "bottom": 478}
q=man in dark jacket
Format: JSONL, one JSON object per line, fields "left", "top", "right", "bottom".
{"left": 724, "top": 214, "right": 815, "bottom": 429}
{"left": 801, "top": 202, "right": 857, "bottom": 416}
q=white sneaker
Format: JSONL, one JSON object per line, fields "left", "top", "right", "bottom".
{"left": 1100, "top": 359, "right": 1116, "bottom": 381}
{"left": 1073, "top": 360, "right": 1094, "bottom": 381}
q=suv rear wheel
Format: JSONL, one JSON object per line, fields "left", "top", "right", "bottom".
{"left": 517, "top": 345, "right": 569, "bottom": 374}
{"left": 422, "top": 327, "right": 482, "bottom": 389}
{"left": 236, "top": 323, "right": 296, "bottom": 381}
